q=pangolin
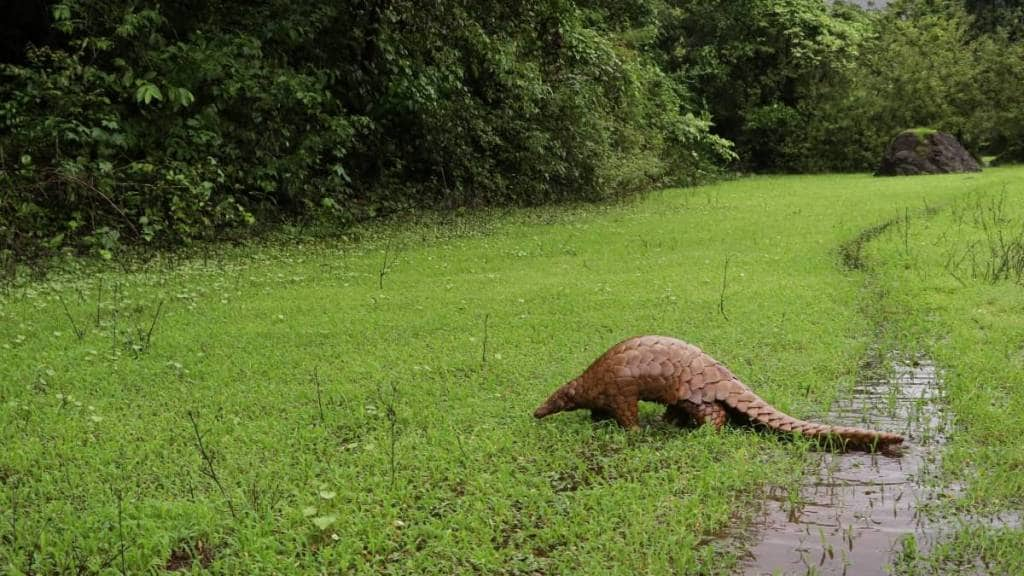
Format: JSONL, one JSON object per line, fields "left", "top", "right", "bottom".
{"left": 534, "top": 336, "right": 903, "bottom": 450}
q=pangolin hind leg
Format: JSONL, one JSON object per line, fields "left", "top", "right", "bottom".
{"left": 662, "top": 404, "right": 698, "bottom": 428}
{"left": 679, "top": 400, "right": 728, "bottom": 429}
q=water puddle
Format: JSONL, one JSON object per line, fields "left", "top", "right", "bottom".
{"left": 740, "top": 353, "right": 955, "bottom": 575}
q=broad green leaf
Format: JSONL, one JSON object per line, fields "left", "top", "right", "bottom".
{"left": 134, "top": 83, "right": 163, "bottom": 105}
{"left": 311, "top": 514, "right": 337, "bottom": 530}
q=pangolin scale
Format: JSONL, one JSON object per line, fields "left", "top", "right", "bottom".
{"left": 534, "top": 336, "right": 904, "bottom": 450}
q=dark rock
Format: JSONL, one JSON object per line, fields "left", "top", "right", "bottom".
{"left": 875, "top": 130, "right": 981, "bottom": 176}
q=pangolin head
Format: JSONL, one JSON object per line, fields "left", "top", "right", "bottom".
{"left": 533, "top": 380, "right": 580, "bottom": 419}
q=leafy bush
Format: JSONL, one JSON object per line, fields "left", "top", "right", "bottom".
{"left": 1, "top": 3, "right": 362, "bottom": 260}
{"left": 8, "top": 0, "right": 1018, "bottom": 261}
{"left": 656, "top": 0, "right": 871, "bottom": 171}
{"left": 792, "top": 0, "right": 1024, "bottom": 172}
{"left": 0, "top": 0, "right": 732, "bottom": 260}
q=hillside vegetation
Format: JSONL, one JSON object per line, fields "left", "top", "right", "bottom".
{"left": 2, "top": 0, "right": 1024, "bottom": 260}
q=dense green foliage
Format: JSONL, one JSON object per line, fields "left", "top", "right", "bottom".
{"left": 0, "top": 0, "right": 733, "bottom": 259}
{"left": 794, "top": 0, "right": 1024, "bottom": 171}
{"left": 657, "top": 0, "right": 872, "bottom": 171}
{"left": 668, "top": 0, "right": 1024, "bottom": 172}
{"left": 2, "top": 0, "right": 1023, "bottom": 258}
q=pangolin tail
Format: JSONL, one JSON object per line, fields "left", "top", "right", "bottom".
{"left": 721, "top": 379, "right": 904, "bottom": 449}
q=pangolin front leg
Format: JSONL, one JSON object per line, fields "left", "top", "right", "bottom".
{"left": 533, "top": 335, "right": 904, "bottom": 450}
{"left": 612, "top": 398, "right": 640, "bottom": 430}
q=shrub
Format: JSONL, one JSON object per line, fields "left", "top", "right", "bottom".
{"left": 1, "top": 0, "right": 732, "bottom": 260}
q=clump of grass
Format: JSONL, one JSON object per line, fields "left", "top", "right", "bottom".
{"left": 903, "top": 127, "right": 939, "bottom": 140}
{"left": 187, "top": 410, "right": 237, "bottom": 521}
{"left": 312, "top": 368, "right": 325, "bottom": 426}
{"left": 377, "top": 381, "right": 400, "bottom": 491}
{"left": 56, "top": 294, "right": 86, "bottom": 340}
{"left": 944, "top": 188, "right": 1024, "bottom": 284}
{"left": 122, "top": 299, "right": 165, "bottom": 357}
{"left": 378, "top": 237, "right": 397, "bottom": 289}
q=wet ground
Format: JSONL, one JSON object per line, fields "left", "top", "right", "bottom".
{"left": 741, "top": 353, "right": 956, "bottom": 575}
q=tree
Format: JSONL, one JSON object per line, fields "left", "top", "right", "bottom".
{"left": 655, "top": 0, "right": 870, "bottom": 170}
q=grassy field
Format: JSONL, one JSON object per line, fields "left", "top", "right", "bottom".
{"left": 866, "top": 178, "right": 1024, "bottom": 574}
{"left": 2, "top": 168, "right": 1023, "bottom": 574}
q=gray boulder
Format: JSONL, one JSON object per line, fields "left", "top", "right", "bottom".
{"left": 876, "top": 129, "right": 980, "bottom": 176}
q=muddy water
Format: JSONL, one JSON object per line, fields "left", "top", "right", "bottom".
{"left": 741, "top": 354, "right": 953, "bottom": 576}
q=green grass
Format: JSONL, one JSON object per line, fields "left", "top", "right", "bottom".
{"left": 865, "top": 178, "right": 1024, "bottom": 574}
{"left": 904, "top": 127, "right": 939, "bottom": 140}
{"left": 2, "top": 168, "right": 1023, "bottom": 574}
